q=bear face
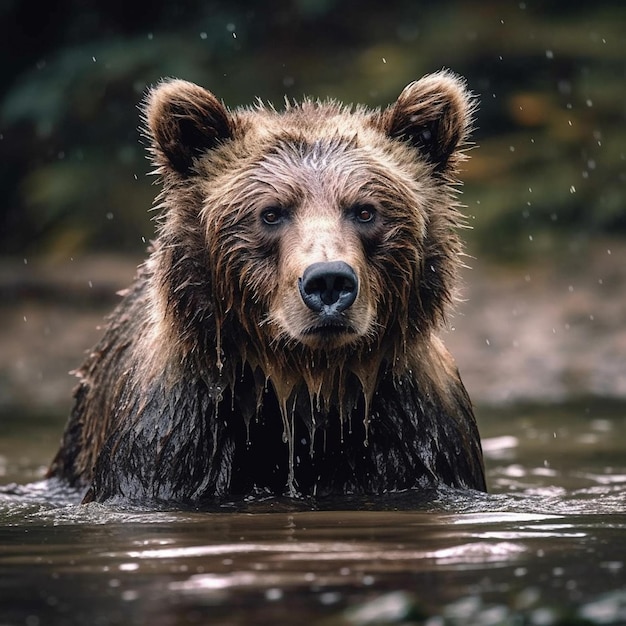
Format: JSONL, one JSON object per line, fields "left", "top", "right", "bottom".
{"left": 47, "top": 72, "right": 485, "bottom": 504}
{"left": 144, "top": 72, "right": 473, "bottom": 416}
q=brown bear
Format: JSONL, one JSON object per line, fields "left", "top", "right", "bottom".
{"left": 47, "top": 71, "right": 486, "bottom": 505}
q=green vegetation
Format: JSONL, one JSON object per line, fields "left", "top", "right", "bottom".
{"left": 1, "top": 1, "right": 624, "bottom": 258}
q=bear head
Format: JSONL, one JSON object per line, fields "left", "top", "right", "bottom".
{"left": 142, "top": 72, "right": 474, "bottom": 416}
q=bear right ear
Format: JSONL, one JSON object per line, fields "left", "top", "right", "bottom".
{"left": 382, "top": 71, "right": 474, "bottom": 174}
{"left": 144, "top": 79, "right": 233, "bottom": 176}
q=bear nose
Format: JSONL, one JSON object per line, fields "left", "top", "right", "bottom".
{"left": 299, "top": 261, "right": 358, "bottom": 314}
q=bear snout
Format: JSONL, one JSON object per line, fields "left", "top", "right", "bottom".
{"left": 298, "top": 261, "right": 358, "bottom": 316}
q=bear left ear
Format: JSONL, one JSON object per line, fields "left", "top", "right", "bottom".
{"left": 145, "top": 79, "right": 234, "bottom": 176}
{"left": 383, "top": 71, "right": 474, "bottom": 173}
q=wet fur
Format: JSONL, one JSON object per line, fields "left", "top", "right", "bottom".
{"left": 48, "top": 71, "right": 486, "bottom": 504}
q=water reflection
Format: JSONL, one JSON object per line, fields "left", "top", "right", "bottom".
{"left": 1, "top": 400, "right": 625, "bottom": 625}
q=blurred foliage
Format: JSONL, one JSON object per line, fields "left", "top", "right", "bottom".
{"left": 0, "top": 0, "right": 624, "bottom": 258}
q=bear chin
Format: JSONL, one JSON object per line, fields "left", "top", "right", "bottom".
{"left": 297, "top": 324, "right": 360, "bottom": 350}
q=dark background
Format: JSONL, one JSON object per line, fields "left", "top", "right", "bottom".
{"left": 1, "top": 0, "right": 624, "bottom": 260}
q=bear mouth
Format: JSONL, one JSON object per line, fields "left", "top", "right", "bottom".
{"left": 302, "top": 321, "right": 357, "bottom": 337}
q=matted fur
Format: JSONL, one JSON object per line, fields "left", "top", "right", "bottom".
{"left": 48, "top": 71, "right": 485, "bottom": 504}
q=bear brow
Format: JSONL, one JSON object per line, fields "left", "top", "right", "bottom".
{"left": 270, "top": 134, "right": 360, "bottom": 167}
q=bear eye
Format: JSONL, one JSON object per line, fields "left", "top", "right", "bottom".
{"left": 352, "top": 204, "right": 376, "bottom": 224}
{"left": 261, "top": 207, "right": 285, "bottom": 226}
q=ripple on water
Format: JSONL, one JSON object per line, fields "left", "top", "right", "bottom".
{"left": 1, "top": 400, "right": 625, "bottom": 624}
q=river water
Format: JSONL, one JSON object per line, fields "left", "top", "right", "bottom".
{"left": 1, "top": 399, "right": 625, "bottom": 625}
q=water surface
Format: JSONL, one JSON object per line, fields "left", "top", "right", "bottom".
{"left": 1, "top": 400, "right": 624, "bottom": 625}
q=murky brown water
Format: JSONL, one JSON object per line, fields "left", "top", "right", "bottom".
{"left": 1, "top": 399, "right": 625, "bottom": 625}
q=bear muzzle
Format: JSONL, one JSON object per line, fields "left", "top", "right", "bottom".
{"left": 296, "top": 261, "right": 362, "bottom": 341}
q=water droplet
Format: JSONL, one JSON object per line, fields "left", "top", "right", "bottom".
{"left": 265, "top": 588, "right": 283, "bottom": 601}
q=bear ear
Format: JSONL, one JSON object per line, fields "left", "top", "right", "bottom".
{"left": 144, "top": 79, "right": 233, "bottom": 175}
{"left": 382, "top": 71, "right": 474, "bottom": 173}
